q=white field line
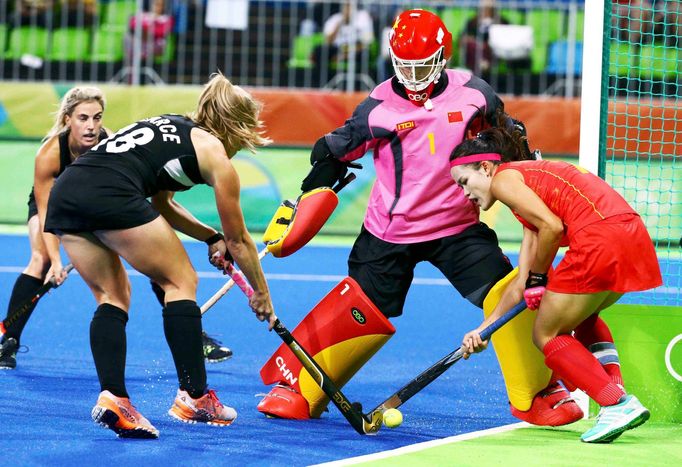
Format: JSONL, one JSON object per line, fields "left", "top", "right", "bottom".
{"left": 1, "top": 267, "right": 680, "bottom": 295}
{"left": 311, "top": 422, "right": 530, "bottom": 466}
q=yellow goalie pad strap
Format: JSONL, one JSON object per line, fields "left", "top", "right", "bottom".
{"left": 298, "top": 333, "right": 392, "bottom": 418}
{"left": 264, "top": 188, "right": 338, "bottom": 258}
{"left": 483, "top": 267, "right": 552, "bottom": 411}
{"left": 262, "top": 200, "right": 295, "bottom": 244}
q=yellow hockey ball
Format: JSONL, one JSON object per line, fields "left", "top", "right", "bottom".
{"left": 382, "top": 408, "right": 403, "bottom": 428}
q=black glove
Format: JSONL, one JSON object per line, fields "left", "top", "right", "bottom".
{"left": 301, "top": 137, "right": 361, "bottom": 192}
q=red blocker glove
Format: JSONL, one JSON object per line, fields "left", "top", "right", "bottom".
{"left": 524, "top": 271, "right": 548, "bottom": 310}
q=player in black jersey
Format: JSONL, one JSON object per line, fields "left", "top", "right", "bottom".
{"left": 0, "top": 87, "right": 107, "bottom": 369}
{"left": 0, "top": 87, "right": 232, "bottom": 370}
{"left": 44, "top": 73, "right": 275, "bottom": 438}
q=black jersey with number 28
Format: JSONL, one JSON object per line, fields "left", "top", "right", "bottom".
{"left": 73, "top": 114, "right": 206, "bottom": 197}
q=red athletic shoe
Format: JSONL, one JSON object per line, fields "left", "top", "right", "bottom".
{"left": 257, "top": 384, "right": 310, "bottom": 420}
{"left": 510, "top": 381, "right": 584, "bottom": 426}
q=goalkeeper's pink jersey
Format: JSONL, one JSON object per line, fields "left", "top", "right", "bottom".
{"left": 325, "top": 70, "right": 502, "bottom": 243}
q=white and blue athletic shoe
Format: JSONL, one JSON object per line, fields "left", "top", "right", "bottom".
{"left": 581, "top": 395, "right": 650, "bottom": 443}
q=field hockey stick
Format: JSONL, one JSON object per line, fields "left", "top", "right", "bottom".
{"left": 0, "top": 263, "right": 75, "bottom": 335}
{"left": 223, "top": 260, "right": 381, "bottom": 435}
{"left": 200, "top": 247, "right": 270, "bottom": 315}
{"left": 364, "top": 300, "right": 528, "bottom": 427}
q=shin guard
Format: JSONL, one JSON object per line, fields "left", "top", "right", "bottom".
{"left": 259, "top": 277, "right": 395, "bottom": 418}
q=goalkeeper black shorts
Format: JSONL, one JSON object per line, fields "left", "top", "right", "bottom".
{"left": 348, "top": 223, "right": 513, "bottom": 317}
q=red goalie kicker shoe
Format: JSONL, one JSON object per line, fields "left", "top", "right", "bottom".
{"left": 511, "top": 380, "right": 584, "bottom": 426}
{"left": 257, "top": 384, "right": 311, "bottom": 420}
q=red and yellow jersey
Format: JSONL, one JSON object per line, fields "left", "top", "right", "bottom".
{"left": 497, "top": 160, "right": 637, "bottom": 239}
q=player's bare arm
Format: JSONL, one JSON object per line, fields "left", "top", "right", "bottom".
{"left": 32, "top": 136, "right": 66, "bottom": 283}
{"left": 193, "top": 128, "right": 274, "bottom": 325}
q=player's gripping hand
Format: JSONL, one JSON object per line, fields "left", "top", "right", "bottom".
{"left": 248, "top": 290, "right": 276, "bottom": 330}
{"left": 524, "top": 271, "right": 548, "bottom": 310}
{"left": 206, "top": 232, "right": 233, "bottom": 271}
{"left": 461, "top": 328, "right": 488, "bottom": 359}
{"left": 45, "top": 261, "right": 68, "bottom": 287}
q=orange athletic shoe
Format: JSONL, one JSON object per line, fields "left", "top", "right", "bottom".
{"left": 510, "top": 381, "right": 584, "bottom": 426}
{"left": 91, "top": 390, "right": 159, "bottom": 439}
{"left": 256, "top": 384, "right": 311, "bottom": 420}
{"left": 168, "top": 389, "right": 237, "bottom": 426}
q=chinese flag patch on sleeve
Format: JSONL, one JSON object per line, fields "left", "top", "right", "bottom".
{"left": 448, "top": 111, "right": 463, "bottom": 123}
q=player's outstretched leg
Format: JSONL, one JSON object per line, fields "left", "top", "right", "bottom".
{"left": 92, "top": 390, "right": 159, "bottom": 439}
{"left": 168, "top": 389, "right": 237, "bottom": 426}
{"left": 257, "top": 278, "right": 394, "bottom": 419}
{"left": 150, "top": 280, "right": 233, "bottom": 363}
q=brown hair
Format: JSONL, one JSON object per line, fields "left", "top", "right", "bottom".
{"left": 188, "top": 72, "right": 271, "bottom": 154}
{"left": 45, "top": 86, "right": 105, "bottom": 141}
{"left": 450, "top": 111, "right": 533, "bottom": 167}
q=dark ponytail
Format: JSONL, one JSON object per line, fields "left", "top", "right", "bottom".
{"left": 450, "top": 111, "right": 534, "bottom": 166}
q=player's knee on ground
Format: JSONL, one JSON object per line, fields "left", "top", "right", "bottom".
{"left": 258, "top": 277, "right": 395, "bottom": 418}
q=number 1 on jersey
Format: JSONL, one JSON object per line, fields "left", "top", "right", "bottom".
{"left": 427, "top": 132, "right": 436, "bottom": 155}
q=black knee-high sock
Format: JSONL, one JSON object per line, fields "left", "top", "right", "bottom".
{"left": 163, "top": 300, "right": 206, "bottom": 399}
{"left": 3, "top": 274, "right": 43, "bottom": 344}
{"left": 90, "top": 304, "right": 129, "bottom": 398}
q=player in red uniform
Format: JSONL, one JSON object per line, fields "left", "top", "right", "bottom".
{"left": 449, "top": 120, "right": 662, "bottom": 443}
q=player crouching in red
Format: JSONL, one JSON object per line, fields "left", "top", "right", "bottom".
{"left": 451, "top": 120, "right": 662, "bottom": 443}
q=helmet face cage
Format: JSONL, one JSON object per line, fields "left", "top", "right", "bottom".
{"left": 390, "top": 46, "right": 446, "bottom": 92}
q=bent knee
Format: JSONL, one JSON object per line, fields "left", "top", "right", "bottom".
{"left": 26, "top": 250, "right": 51, "bottom": 275}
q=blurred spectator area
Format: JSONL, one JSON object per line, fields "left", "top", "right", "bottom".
{"left": 0, "top": 0, "right": 678, "bottom": 97}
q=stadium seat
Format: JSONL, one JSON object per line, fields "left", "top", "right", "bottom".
{"left": 440, "top": 7, "right": 476, "bottom": 67}
{"left": 103, "top": 0, "right": 137, "bottom": 31}
{"left": 500, "top": 8, "right": 525, "bottom": 25}
{"left": 0, "top": 24, "right": 7, "bottom": 55}
{"left": 637, "top": 44, "right": 679, "bottom": 80}
{"left": 155, "top": 34, "right": 175, "bottom": 64}
{"left": 48, "top": 28, "right": 91, "bottom": 61}
{"left": 609, "top": 41, "right": 636, "bottom": 77}
{"left": 574, "top": 9, "right": 585, "bottom": 41}
{"left": 91, "top": 27, "right": 125, "bottom": 62}
{"left": 526, "top": 9, "right": 566, "bottom": 74}
{"left": 546, "top": 40, "right": 583, "bottom": 75}
{"left": 287, "top": 33, "right": 324, "bottom": 69}
{"left": 4, "top": 27, "right": 49, "bottom": 60}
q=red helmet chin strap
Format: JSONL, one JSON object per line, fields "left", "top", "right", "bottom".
{"left": 404, "top": 82, "right": 435, "bottom": 107}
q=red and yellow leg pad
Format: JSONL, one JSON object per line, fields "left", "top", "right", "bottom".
{"left": 483, "top": 268, "right": 551, "bottom": 411}
{"left": 485, "top": 268, "right": 583, "bottom": 426}
{"left": 259, "top": 277, "right": 395, "bottom": 418}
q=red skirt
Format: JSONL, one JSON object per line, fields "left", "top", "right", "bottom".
{"left": 548, "top": 214, "right": 662, "bottom": 294}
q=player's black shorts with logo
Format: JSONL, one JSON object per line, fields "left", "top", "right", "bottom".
{"left": 348, "top": 223, "right": 513, "bottom": 317}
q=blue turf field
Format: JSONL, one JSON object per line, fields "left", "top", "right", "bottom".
{"left": 0, "top": 233, "right": 519, "bottom": 465}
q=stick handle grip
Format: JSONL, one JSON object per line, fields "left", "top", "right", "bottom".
{"left": 478, "top": 300, "right": 527, "bottom": 341}
{"left": 223, "top": 262, "right": 254, "bottom": 298}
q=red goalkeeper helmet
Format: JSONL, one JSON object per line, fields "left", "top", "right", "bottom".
{"left": 389, "top": 9, "right": 452, "bottom": 100}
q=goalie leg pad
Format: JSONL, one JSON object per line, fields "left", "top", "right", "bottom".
{"left": 258, "top": 277, "right": 395, "bottom": 419}
{"left": 485, "top": 268, "right": 583, "bottom": 426}
{"left": 264, "top": 188, "right": 338, "bottom": 258}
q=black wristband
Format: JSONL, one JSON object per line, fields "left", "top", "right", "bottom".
{"left": 525, "top": 271, "right": 548, "bottom": 289}
{"left": 204, "top": 232, "right": 224, "bottom": 246}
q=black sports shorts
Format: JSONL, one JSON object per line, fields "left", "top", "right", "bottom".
{"left": 27, "top": 188, "right": 38, "bottom": 221}
{"left": 44, "top": 165, "right": 159, "bottom": 234}
{"left": 348, "top": 223, "right": 513, "bottom": 318}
